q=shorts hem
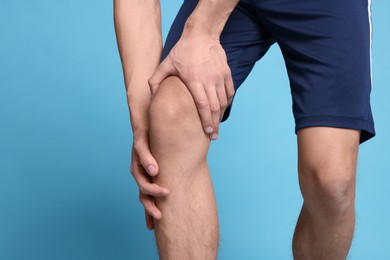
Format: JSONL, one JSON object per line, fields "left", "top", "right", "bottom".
{"left": 295, "top": 115, "right": 376, "bottom": 144}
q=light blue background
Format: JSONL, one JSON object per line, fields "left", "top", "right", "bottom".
{"left": 0, "top": 1, "right": 389, "bottom": 259}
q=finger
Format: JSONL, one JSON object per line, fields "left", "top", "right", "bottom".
{"left": 141, "top": 182, "right": 170, "bottom": 197}
{"left": 216, "top": 82, "right": 228, "bottom": 121}
{"left": 139, "top": 193, "right": 162, "bottom": 220}
{"left": 131, "top": 162, "right": 169, "bottom": 196}
{"left": 149, "top": 57, "right": 175, "bottom": 96}
{"left": 215, "top": 47, "right": 234, "bottom": 104}
{"left": 145, "top": 209, "right": 155, "bottom": 230}
{"left": 224, "top": 70, "right": 235, "bottom": 105}
{"left": 186, "top": 82, "right": 214, "bottom": 135}
{"left": 204, "top": 84, "right": 220, "bottom": 140}
{"left": 134, "top": 138, "right": 159, "bottom": 176}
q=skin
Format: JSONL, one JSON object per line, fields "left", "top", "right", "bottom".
{"left": 114, "top": 0, "right": 238, "bottom": 229}
{"left": 114, "top": 0, "right": 166, "bottom": 229}
{"left": 149, "top": 0, "right": 238, "bottom": 139}
{"left": 114, "top": 0, "right": 362, "bottom": 259}
{"left": 293, "top": 127, "right": 359, "bottom": 259}
{"left": 149, "top": 76, "right": 219, "bottom": 259}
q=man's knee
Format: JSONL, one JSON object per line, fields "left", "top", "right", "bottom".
{"left": 148, "top": 76, "right": 209, "bottom": 170}
{"left": 148, "top": 76, "right": 207, "bottom": 153}
{"left": 149, "top": 76, "right": 200, "bottom": 129}
{"left": 297, "top": 127, "right": 359, "bottom": 214}
{"left": 299, "top": 161, "right": 356, "bottom": 214}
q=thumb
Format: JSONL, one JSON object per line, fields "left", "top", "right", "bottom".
{"left": 136, "top": 138, "right": 159, "bottom": 177}
{"left": 149, "top": 57, "right": 175, "bottom": 96}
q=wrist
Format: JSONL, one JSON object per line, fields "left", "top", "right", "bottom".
{"left": 132, "top": 127, "right": 148, "bottom": 144}
{"left": 129, "top": 110, "right": 149, "bottom": 135}
{"left": 127, "top": 96, "right": 150, "bottom": 136}
{"left": 183, "top": 0, "right": 239, "bottom": 39}
{"left": 183, "top": 15, "right": 222, "bottom": 39}
{"left": 132, "top": 128, "right": 149, "bottom": 150}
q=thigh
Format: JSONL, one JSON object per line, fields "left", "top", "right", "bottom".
{"left": 254, "top": 0, "right": 375, "bottom": 143}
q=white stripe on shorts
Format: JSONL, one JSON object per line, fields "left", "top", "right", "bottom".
{"left": 368, "top": 0, "right": 373, "bottom": 89}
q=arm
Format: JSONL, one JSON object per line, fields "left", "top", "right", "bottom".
{"left": 114, "top": 0, "right": 162, "bottom": 135}
{"left": 149, "top": 0, "right": 239, "bottom": 140}
{"left": 114, "top": 0, "right": 169, "bottom": 230}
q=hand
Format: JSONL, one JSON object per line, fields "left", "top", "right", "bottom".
{"left": 148, "top": 34, "right": 234, "bottom": 140}
{"left": 130, "top": 131, "right": 170, "bottom": 230}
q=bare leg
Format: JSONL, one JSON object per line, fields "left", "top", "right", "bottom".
{"left": 149, "top": 76, "right": 219, "bottom": 260}
{"left": 292, "top": 127, "right": 360, "bottom": 259}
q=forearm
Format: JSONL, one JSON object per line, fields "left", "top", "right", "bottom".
{"left": 183, "top": 0, "right": 239, "bottom": 39}
{"left": 114, "top": 0, "right": 162, "bottom": 133}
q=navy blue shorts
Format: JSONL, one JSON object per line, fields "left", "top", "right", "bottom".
{"left": 161, "top": 0, "right": 375, "bottom": 143}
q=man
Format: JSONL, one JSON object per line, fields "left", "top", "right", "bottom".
{"left": 114, "top": 0, "right": 375, "bottom": 259}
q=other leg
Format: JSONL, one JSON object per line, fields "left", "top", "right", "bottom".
{"left": 292, "top": 127, "right": 360, "bottom": 260}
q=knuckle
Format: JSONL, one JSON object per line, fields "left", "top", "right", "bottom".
{"left": 210, "top": 103, "right": 220, "bottom": 113}
{"left": 188, "top": 72, "right": 199, "bottom": 81}
{"left": 139, "top": 185, "right": 147, "bottom": 194}
{"left": 227, "top": 89, "right": 235, "bottom": 99}
{"left": 195, "top": 98, "right": 209, "bottom": 109}
{"left": 148, "top": 78, "right": 156, "bottom": 87}
{"left": 214, "top": 74, "right": 224, "bottom": 82}
{"left": 133, "top": 141, "right": 142, "bottom": 153}
{"left": 220, "top": 99, "right": 228, "bottom": 108}
{"left": 225, "top": 68, "right": 232, "bottom": 77}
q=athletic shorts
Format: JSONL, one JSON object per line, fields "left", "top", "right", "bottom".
{"left": 161, "top": 0, "right": 375, "bottom": 143}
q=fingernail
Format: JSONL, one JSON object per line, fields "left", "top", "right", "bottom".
{"left": 147, "top": 165, "right": 156, "bottom": 175}
{"left": 211, "top": 133, "right": 218, "bottom": 140}
{"left": 205, "top": 126, "right": 213, "bottom": 134}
